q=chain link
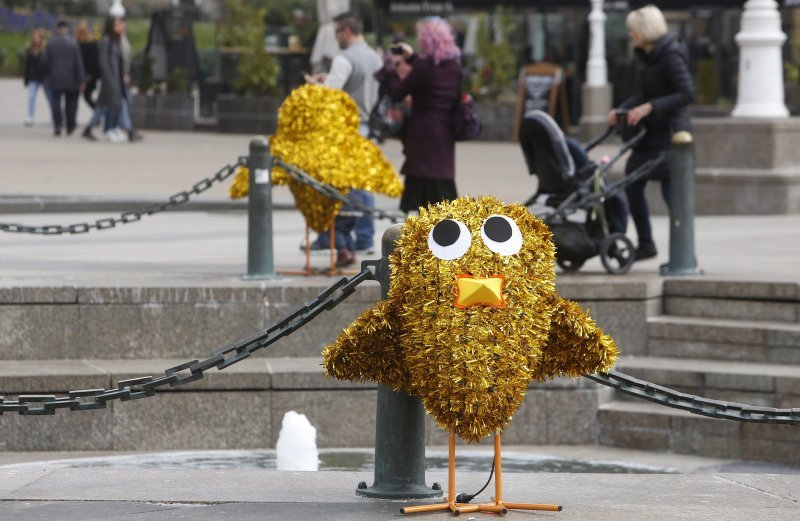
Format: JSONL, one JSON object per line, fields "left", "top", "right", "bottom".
{"left": 0, "top": 264, "right": 377, "bottom": 416}
{"left": 0, "top": 159, "right": 246, "bottom": 235}
{"left": 273, "top": 159, "right": 406, "bottom": 223}
{"left": 586, "top": 370, "right": 800, "bottom": 425}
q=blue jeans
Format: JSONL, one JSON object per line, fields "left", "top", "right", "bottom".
{"left": 312, "top": 122, "right": 376, "bottom": 251}
{"left": 27, "top": 81, "right": 44, "bottom": 119}
{"left": 313, "top": 190, "right": 374, "bottom": 250}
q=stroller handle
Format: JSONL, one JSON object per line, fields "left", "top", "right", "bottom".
{"left": 584, "top": 126, "right": 615, "bottom": 152}
{"left": 585, "top": 109, "right": 648, "bottom": 152}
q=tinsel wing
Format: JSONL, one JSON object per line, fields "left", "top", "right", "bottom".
{"left": 533, "top": 296, "right": 619, "bottom": 380}
{"left": 322, "top": 299, "right": 411, "bottom": 392}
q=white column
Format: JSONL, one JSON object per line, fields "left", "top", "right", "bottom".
{"left": 732, "top": 0, "right": 789, "bottom": 118}
{"left": 586, "top": 0, "right": 607, "bottom": 87}
{"left": 109, "top": 0, "right": 126, "bottom": 17}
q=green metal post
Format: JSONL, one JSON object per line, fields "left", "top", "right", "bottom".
{"left": 356, "top": 224, "right": 441, "bottom": 499}
{"left": 661, "top": 131, "right": 702, "bottom": 276}
{"left": 246, "top": 137, "right": 275, "bottom": 278}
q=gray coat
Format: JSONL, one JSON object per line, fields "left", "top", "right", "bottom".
{"left": 97, "top": 35, "right": 124, "bottom": 112}
{"left": 43, "top": 31, "right": 85, "bottom": 91}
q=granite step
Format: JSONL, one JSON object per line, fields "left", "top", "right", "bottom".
{"left": 663, "top": 279, "right": 800, "bottom": 323}
{"left": 597, "top": 400, "right": 800, "bottom": 464}
{"left": 646, "top": 315, "right": 800, "bottom": 363}
{"left": 615, "top": 356, "right": 800, "bottom": 408}
{"left": 0, "top": 357, "right": 601, "bottom": 452}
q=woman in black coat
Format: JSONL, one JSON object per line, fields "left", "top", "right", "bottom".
{"left": 608, "top": 5, "right": 695, "bottom": 261}
{"left": 375, "top": 17, "right": 461, "bottom": 213}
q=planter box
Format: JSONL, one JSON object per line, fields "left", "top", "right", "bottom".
{"left": 475, "top": 100, "right": 516, "bottom": 141}
{"left": 216, "top": 94, "right": 284, "bottom": 135}
{"left": 131, "top": 94, "right": 195, "bottom": 131}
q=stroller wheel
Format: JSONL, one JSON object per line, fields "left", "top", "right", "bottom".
{"left": 557, "top": 257, "right": 585, "bottom": 273}
{"left": 600, "top": 233, "right": 635, "bottom": 274}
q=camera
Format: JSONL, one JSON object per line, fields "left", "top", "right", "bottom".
{"left": 390, "top": 45, "right": 405, "bottom": 55}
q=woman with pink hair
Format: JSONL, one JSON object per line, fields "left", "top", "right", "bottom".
{"left": 376, "top": 17, "right": 462, "bottom": 213}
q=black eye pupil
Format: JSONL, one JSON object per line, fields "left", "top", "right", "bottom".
{"left": 432, "top": 219, "right": 460, "bottom": 247}
{"left": 484, "top": 216, "right": 512, "bottom": 242}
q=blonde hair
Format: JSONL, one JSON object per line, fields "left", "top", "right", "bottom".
{"left": 75, "top": 21, "right": 93, "bottom": 43}
{"left": 28, "top": 29, "right": 46, "bottom": 55}
{"left": 626, "top": 5, "right": 668, "bottom": 46}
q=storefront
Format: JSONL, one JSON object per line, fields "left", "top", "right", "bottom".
{"left": 374, "top": 1, "right": 800, "bottom": 120}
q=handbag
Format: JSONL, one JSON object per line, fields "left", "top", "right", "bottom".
{"left": 368, "top": 93, "right": 409, "bottom": 143}
{"left": 453, "top": 93, "right": 482, "bottom": 142}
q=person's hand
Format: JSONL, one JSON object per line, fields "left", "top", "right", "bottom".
{"left": 391, "top": 42, "right": 414, "bottom": 61}
{"left": 606, "top": 109, "right": 618, "bottom": 126}
{"left": 304, "top": 72, "right": 326, "bottom": 84}
{"left": 627, "top": 103, "right": 653, "bottom": 126}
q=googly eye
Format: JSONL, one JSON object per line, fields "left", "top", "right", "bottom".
{"left": 428, "top": 219, "right": 471, "bottom": 260}
{"left": 481, "top": 215, "right": 523, "bottom": 256}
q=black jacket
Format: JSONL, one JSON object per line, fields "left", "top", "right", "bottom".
{"left": 621, "top": 34, "right": 695, "bottom": 151}
{"left": 24, "top": 50, "right": 46, "bottom": 85}
{"left": 80, "top": 41, "right": 99, "bottom": 80}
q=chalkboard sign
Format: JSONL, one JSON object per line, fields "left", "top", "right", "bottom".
{"left": 513, "top": 63, "right": 570, "bottom": 141}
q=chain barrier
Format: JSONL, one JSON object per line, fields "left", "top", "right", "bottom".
{"left": 0, "top": 158, "right": 247, "bottom": 235}
{"left": 0, "top": 264, "right": 376, "bottom": 415}
{"left": 587, "top": 370, "right": 800, "bottom": 425}
{"left": 273, "top": 159, "right": 406, "bottom": 224}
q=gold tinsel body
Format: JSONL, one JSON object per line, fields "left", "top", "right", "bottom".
{"left": 323, "top": 196, "right": 618, "bottom": 442}
{"left": 228, "top": 84, "right": 402, "bottom": 233}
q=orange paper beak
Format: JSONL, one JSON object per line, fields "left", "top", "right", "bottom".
{"left": 455, "top": 274, "right": 505, "bottom": 309}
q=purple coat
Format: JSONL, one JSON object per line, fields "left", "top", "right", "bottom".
{"left": 377, "top": 55, "right": 460, "bottom": 181}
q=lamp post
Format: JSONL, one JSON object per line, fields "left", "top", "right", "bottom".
{"left": 586, "top": 0, "right": 607, "bottom": 87}
{"left": 109, "top": 0, "right": 125, "bottom": 17}
{"left": 579, "top": 0, "right": 612, "bottom": 140}
{"left": 732, "top": 0, "right": 789, "bottom": 118}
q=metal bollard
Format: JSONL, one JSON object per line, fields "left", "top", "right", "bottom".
{"left": 245, "top": 137, "right": 275, "bottom": 278}
{"left": 356, "top": 224, "right": 441, "bottom": 499}
{"left": 661, "top": 131, "right": 702, "bottom": 276}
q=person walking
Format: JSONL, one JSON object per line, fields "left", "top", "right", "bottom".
{"left": 91, "top": 16, "right": 127, "bottom": 143}
{"left": 375, "top": 16, "right": 461, "bottom": 214}
{"left": 43, "top": 20, "right": 85, "bottom": 136}
{"left": 304, "top": 11, "right": 382, "bottom": 267}
{"left": 607, "top": 4, "right": 694, "bottom": 261}
{"left": 23, "top": 28, "right": 48, "bottom": 126}
{"left": 75, "top": 21, "right": 99, "bottom": 111}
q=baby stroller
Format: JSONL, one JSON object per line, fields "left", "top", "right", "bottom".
{"left": 518, "top": 110, "right": 666, "bottom": 274}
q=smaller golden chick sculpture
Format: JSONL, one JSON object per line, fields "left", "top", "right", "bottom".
{"left": 324, "top": 196, "right": 618, "bottom": 515}
{"left": 229, "top": 84, "right": 403, "bottom": 233}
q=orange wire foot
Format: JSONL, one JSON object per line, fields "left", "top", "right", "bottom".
{"left": 401, "top": 500, "right": 560, "bottom": 516}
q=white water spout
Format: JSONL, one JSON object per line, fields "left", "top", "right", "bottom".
{"left": 276, "top": 411, "right": 319, "bottom": 471}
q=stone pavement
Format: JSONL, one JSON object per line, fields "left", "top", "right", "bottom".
{"left": 1, "top": 467, "right": 799, "bottom": 520}
{"left": 2, "top": 78, "right": 800, "bottom": 519}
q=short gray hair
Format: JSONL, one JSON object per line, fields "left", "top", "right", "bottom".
{"left": 626, "top": 5, "right": 668, "bottom": 45}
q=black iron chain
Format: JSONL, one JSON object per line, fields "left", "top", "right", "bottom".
{"left": 0, "top": 264, "right": 377, "bottom": 415}
{"left": 586, "top": 369, "right": 800, "bottom": 425}
{"left": 0, "top": 159, "right": 247, "bottom": 235}
{"left": 273, "top": 159, "right": 406, "bottom": 223}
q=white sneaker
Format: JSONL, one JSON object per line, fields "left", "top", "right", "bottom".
{"left": 105, "top": 128, "right": 126, "bottom": 143}
{"left": 24, "top": 117, "right": 33, "bottom": 126}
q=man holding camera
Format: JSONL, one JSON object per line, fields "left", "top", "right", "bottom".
{"left": 304, "top": 12, "right": 382, "bottom": 267}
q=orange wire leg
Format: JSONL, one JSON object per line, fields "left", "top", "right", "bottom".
{"left": 477, "top": 434, "right": 562, "bottom": 514}
{"left": 401, "top": 432, "right": 482, "bottom": 515}
{"left": 277, "top": 224, "right": 317, "bottom": 276}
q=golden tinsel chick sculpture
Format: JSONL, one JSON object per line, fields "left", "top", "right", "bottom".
{"left": 229, "top": 84, "right": 403, "bottom": 233}
{"left": 323, "top": 196, "right": 618, "bottom": 516}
